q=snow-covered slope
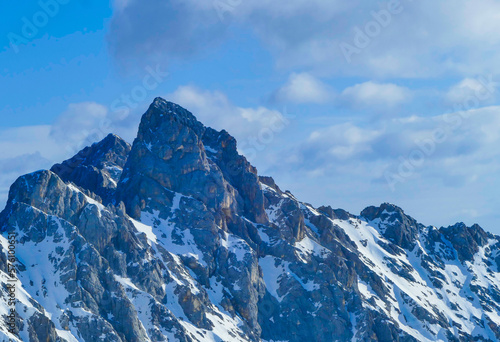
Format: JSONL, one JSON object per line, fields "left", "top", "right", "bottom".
{"left": 0, "top": 98, "right": 499, "bottom": 341}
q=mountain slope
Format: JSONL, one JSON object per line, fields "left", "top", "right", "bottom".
{"left": 0, "top": 98, "right": 499, "bottom": 341}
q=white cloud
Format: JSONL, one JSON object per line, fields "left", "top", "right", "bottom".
{"left": 0, "top": 125, "right": 57, "bottom": 159}
{"left": 445, "top": 78, "right": 497, "bottom": 104}
{"left": 166, "top": 86, "right": 234, "bottom": 129}
{"left": 50, "top": 102, "right": 110, "bottom": 148}
{"left": 166, "top": 85, "right": 288, "bottom": 156}
{"left": 307, "top": 123, "right": 382, "bottom": 159}
{"left": 340, "top": 81, "right": 411, "bottom": 108}
{"left": 271, "top": 73, "right": 333, "bottom": 104}
{"left": 283, "top": 106, "right": 500, "bottom": 182}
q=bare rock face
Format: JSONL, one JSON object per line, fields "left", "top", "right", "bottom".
{"left": 1, "top": 98, "right": 500, "bottom": 342}
{"left": 117, "top": 99, "right": 263, "bottom": 224}
{"left": 203, "top": 128, "right": 267, "bottom": 224}
{"left": 361, "top": 203, "right": 420, "bottom": 250}
{"left": 440, "top": 222, "right": 490, "bottom": 262}
{"left": 51, "top": 133, "right": 131, "bottom": 203}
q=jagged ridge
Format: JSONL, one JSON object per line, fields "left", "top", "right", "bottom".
{"left": 0, "top": 98, "right": 499, "bottom": 341}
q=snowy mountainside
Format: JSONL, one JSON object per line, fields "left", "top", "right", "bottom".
{"left": 0, "top": 98, "right": 499, "bottom": 341}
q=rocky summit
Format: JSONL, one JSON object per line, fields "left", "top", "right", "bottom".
{"left": 1, "top": 98, "right": 500, "bottom": 342}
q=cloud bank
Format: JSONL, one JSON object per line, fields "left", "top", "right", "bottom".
{"left": 108, "top": 0, "right": 500, "bottom": 78}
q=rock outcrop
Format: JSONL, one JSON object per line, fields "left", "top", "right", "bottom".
{"left": 51, "top": 133, "right": 131, "bottom": 203}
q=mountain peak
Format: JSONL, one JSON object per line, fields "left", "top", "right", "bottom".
{"left": 142, "top": 97, "right": 205, "bottom": 137}
{"left": 440, "top": 221, "right": 490, "bottom": 261}
{"left": 118, "top": 99, "right": 267, "bottom": 224}
{"left": 51, "top": 133, "right": 131, "bottom": 203}
{"left": 361, "top": 202, "right": 405, "bottom": 219}
{"left": 361, "top": 202, "right": 420, "bottom": 250}
{"left": 102, "top": 132, "right": 126, "bottom": 145}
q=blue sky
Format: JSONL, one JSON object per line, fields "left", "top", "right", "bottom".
{"left": 2, "top": 0, "right": 500, "bottom": 232}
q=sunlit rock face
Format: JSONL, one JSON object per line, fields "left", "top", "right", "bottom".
{"left": 1, "top": 98, "right": 500, "bottom": 342}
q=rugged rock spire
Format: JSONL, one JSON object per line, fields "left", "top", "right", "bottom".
{"left": 118, "top": 98, "right": 236, "bottom": 218}
{"left": 117, "top": 98, "right": 267, "bottom": 225}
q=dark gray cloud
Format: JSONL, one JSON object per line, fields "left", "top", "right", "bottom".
{"left": 107, "top": 0, "right": 500, "bottom": 77}
{"left": 107, "top": 0, "right": 229, "bottom": 71}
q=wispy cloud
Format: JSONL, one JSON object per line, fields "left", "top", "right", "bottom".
{"left": 279, "top": 106, "right": 500, "bottom": 188}
{"left": 445, "top": 78, "right": 498, "bottom": 105}
{"left": 340, "top": 81, "right": 411, "bottom": 109}
{"left": 271, "top": 73, "right": 334, "bottom": 104}
{"left": 166, "top": 85, "right": 290, "bottom": 162}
